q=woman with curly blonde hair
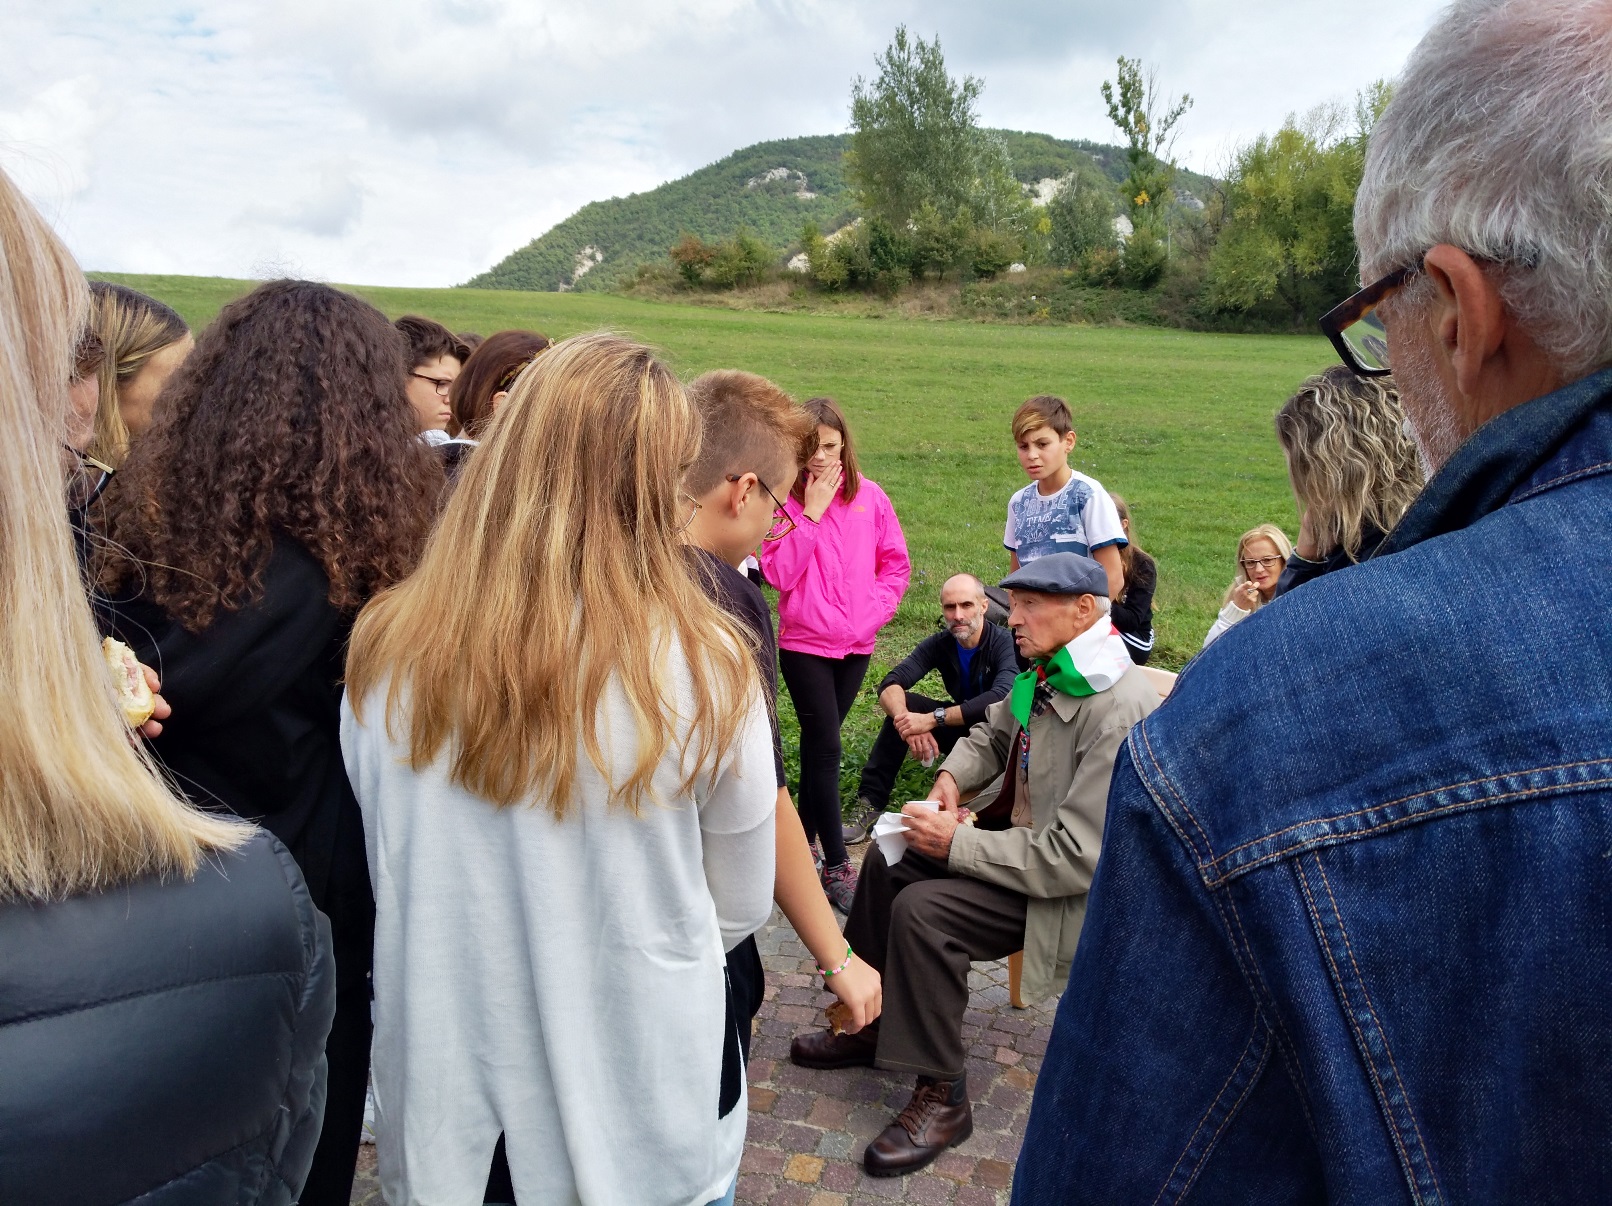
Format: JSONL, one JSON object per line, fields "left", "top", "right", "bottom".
{"left": 1273, "top": 366, "right": 1424, "bottom": 596}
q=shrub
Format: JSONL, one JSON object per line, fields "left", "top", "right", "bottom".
{"left": 1046, "top": 172, "right": 1119, "bottom": 266}
{"left": 966, "top": 227, "right": 1019, "bottom": 279}
{"left": 670, "top": 233, "right": 717, "bottom": 286}
{"left": 1120, "top": 229, "right": 1168, "bottom": 289}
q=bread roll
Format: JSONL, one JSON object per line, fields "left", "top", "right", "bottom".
{"left": 102, "top": 637, "right": 155, "bottom": 727}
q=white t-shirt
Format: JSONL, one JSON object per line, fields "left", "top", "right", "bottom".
{"left": 1004, "top": 470, "right": 1128, "bottom": 564}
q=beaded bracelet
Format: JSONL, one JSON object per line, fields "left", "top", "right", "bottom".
{"left": 819, "top": 945, "right": 854, "bottom": 979}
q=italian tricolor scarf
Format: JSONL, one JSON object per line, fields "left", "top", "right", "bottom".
{"left": 1009, "top": 620, "right": 1132, "bottom": 728}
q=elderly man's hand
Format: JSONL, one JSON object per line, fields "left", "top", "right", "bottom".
{"left": 902, "top": 799, "right": 959, "bottom": 861}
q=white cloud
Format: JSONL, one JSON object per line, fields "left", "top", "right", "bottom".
{"left": 1, "top": 0, "right": 1449, "bottom": 287}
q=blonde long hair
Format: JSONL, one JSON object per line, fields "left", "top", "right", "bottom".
{"left": 0, "top": 169, "right": 245, "bottom": 900}
{"left": 86, "top": 281, "right": 189, "bottom": 467}
{"left": 1222, "top": 523, "right": 1294, "bottom": 608}
{"left": 346, "top": 333, "right": 756, "bottom": 815}
{"left": 1276, "top": 367, "right": 1423, "bottom": 559}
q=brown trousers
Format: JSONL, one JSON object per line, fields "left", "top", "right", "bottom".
{"left": 844, "top": 843, "right": 1028, "bottom": 1079}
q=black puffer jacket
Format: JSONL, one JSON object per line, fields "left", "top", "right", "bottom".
{"left": 0, "top": 829, "right": 335, "bottom": 1205}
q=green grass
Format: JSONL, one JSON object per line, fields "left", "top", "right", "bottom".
{"left": 95, "top": 272, "right": 1329, "bottom": 811}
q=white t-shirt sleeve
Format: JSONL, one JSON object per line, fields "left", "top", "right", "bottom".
{"left": 698, "top": 687, "right": 777, "bottom": 951}
{"left": 1082, "top": 486, "right": 1129, "bottom": 552}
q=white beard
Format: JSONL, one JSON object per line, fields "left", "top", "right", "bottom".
{"left": 1392, "top": 328, "right": 1467, "bottom": 477}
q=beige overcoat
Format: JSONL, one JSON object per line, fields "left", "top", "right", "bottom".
{"left": 941, "top": 669, "right": 1159, "bottom": 1003}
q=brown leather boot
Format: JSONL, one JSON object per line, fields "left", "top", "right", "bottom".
{"left": 789, "top": 1021, "right": 879, "bottom": 1070}
{"left": 863, "top": 1075, "right": 972, "bottom": 1178}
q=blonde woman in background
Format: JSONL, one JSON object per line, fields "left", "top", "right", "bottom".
{"left": 342, "top": 334, "right": 776, "bottom": 1206}
{"left": 1273, "top": 366, "right": 1424, "bottom": 597}
{"left": 0, "top": 168, "right": 334, "bottom": 1203}
{"left": 1201, "top": 523, "right": 1294, "bottom": 648}
{"left": 85, "top": 280, "right": 191, "bottom": 466}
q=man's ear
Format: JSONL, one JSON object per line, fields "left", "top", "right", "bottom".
{"left": 1421, "top": 244, "right": 1509, "bottom": 400}
{"left": 726, "top": 472, "right": 758, "bottom": 518}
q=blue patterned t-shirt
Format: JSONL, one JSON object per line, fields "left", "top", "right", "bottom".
{"left": 1003, "top": 470, "right": 1128, "bottom": 564}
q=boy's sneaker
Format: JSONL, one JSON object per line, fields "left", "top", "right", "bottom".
{"left": 822, "top": 858, "right": 859, "bottom": 913}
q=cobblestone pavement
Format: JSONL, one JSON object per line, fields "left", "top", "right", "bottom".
{"left": 351, "top": 863, "right": 1058, "bottom": 1205}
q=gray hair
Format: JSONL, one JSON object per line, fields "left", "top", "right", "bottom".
{"left": 1092, "top": 595, "right": 1111, "bottom": 617}
{"left": 1355, "top": 0, "right": 1612, "bottom": 377}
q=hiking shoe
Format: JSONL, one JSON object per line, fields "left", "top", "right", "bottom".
{"left": 809, "top": 837, "right": 824, "bottom": 877}
{"left": 822, "top": 858, "right": 859, "bottom": 913}
{"left": 841, "top": 796, "right": 876, "bottom": 846}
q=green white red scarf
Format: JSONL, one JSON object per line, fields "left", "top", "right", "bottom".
{"left": 1009, "top": 619, "right": 1132, "bottom": 728}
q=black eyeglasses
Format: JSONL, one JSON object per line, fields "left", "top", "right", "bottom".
{"left": 65, "top": 445, "right": 113, "bottom": 511}
{"left": 727, "top": 473, "right": 795, "bottom": 542}
{"left": 1238, "top": 555, "right": 1284, "bottom": 574}
{"left": 411, "top": 372, "right": 455, "bottom": 396}
{"left": 1318, "top": 258, "right": 1422, "bottom": 378}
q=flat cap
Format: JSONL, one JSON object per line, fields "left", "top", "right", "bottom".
{"left": 999, "top": 552, "right": 1108, "bottom": 596}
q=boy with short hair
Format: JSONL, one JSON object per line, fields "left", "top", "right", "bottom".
{"left": 395, "top": 315, "right": 470, "bottom": 436}
{"left": 683, "top": 370, "right": 883, "bottom": 1063}
{"left": 1004, "top": 394, "right": 1127, "bottom": 598}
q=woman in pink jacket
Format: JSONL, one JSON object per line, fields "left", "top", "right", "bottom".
{"left": 762, "top": 396, "right": 910, "bottom": 911}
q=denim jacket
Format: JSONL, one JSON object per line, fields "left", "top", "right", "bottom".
{"left": 1014, "top": 370, "right": 1612, "bottom": 1205}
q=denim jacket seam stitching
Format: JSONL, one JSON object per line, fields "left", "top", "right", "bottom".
{"left": 1310, "top": 856, "right": 1445, "bottom": 1204}
{"left": 1204, "top": 758, "right": 1612, "bottom": 881}
{"left": 1509, "top": 457, "right": 1612, "bottom": 502}
{"left": 1294, "top": 859, "right": 1425, "bottom": 1202}
{"left": 1215, "top": 886, "right": 1319, "bottom": 1136}
{"left": 1136, "top": 721, "right": 1213, "bottom": 865}
{"left": 1147, "top": 1017, "right": 1271, "bottom": 1206}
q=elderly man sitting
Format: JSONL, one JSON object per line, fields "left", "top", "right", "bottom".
{"left": 1014, "top": 2, "right": 1612, "bottom": 1201}
{"left": 790, "top": 554, "right": 1159, "bottom": 1177}
{"left": 844, "top": 573, "right": 1017, "bottom": 845}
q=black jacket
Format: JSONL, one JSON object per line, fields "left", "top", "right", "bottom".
{"left": 0, "top": 830, "right": 335, "bottom": 1205}
{"left": 1112, "top": 549, "right": 1157, "bottom": 665}
{"left": 105, "top": 537, "right": 373, "bottom": 991}
{"left": 1273, "top": 521, "right": 1391, "bottom": 598}
{"left": 876, "top": 621, "right": 1018, "bottom": 726}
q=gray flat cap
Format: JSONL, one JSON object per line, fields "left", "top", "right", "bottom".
{"left": 999, "top": 552, "right": 1108, "bottom": 596}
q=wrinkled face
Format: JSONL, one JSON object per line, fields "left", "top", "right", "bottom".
{"left": 1381, "top": 294, "right": 1463, "bottom": 476}
{"left": 1016, "top": 425, "right": 1076, "bottom": 480}
{"left": 806, "top": 423, "right": 842, "bottom": 476}
{"left": 940, "top": 577, "right": 985, "bottom": 643}
{"left": 119, "top": 334, "right": 193, "bottom": 439}
{"left": 1007, "top": 589, "right": 1094, "bottom": 660}
{"left": 1239, "top": 537, "right": 1285, "bottom": 598}
{"left": 406, "top": 354, "right": 460, "bottom": 433}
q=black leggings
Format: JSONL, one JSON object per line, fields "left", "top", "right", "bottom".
{"left": 779, "top": 649, "right": 870, "bottom": 868}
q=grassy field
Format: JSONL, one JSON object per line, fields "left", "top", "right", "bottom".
{"left": 98, "top": 272, "right": 1331, "bottom": 808}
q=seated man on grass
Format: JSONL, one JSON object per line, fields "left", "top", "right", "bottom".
{"left": 844, "top": 573, "right": 1016, "bottom": 844}
{"left": 790, "top": 553, "right": 1159, "bottom": 1177}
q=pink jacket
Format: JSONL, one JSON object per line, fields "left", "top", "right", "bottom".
{"left": 761, "top": 478, "right": 911, "bottom": 658}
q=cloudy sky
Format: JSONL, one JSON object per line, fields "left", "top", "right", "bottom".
{"left": 3, "top": 0, "right": 1448, "bottom": 288}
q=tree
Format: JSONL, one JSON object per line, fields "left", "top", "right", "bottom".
{"left": 1205, "top": 90, "right": 1388, "bottom": 326}
{"left": 1046, "top": 163, "right": 1118, "bottom": 266}
{"left": 1101, "top": 57, "right": 1192, "bottom": 236}
{"left": 670, "top": 233, "right": 716, "bottom": 286}
{"left": 847, "top": 27, "right": 1030, "bottom": 241}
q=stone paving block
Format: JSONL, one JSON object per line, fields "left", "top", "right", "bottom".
{"left": 808, "top": 1193, "right": 849, "bottom": 1206}
{"left": 773, "top": 1090, "right": 814, "bottom": 1121}
{"left": 751, "top": 1087, "right": 780, "bottom": 1114}
{"left": 784, "top": 1153, "right": 826, "bottom": 1184}
{"left": 816, "top": 1130, "right": 856, "bottom": 1161}
{"left": 771, "top": 1184, "right": 814, "bottom": 1206}
{"left": 905, "top": 1173, "right": 958, "bottom": 1203}
{"left": 931, "top": 1151, "right": 976, "bottom": 1182}
{"left": 743, "top": 1146, "right": 789, "bottom": 1175}
{"left": 973, "top": 1159, "right": 1014, "bottom": 1189}
{"left": 806, "top": 1095, "right": 852, "bottom": 1130}
{"left": 738, "top": 1172, "right": 779, "bottom": 1202}
{"left": 955, "top": 1186, "right": 1001, "bottom": 1206}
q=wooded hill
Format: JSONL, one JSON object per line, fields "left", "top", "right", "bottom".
{"left": 466, "top": 131, "right": 1216, "bottom": 293}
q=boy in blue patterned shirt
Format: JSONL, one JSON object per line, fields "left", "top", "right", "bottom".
{"left": 1003, "top": 395, "right": 1126, "bottom": 599}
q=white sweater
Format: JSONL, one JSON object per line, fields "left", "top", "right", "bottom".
{"left": 340, "top": 659, "right": 775, "bottom": 1206}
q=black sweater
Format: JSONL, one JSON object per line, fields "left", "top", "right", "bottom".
{"left": 104, "top": 536, "right": 373, "bottom": 992}
{"left": 876, "top": 621, "right": 1018, "bottom": 726}
{"left": 1112, "top": 549, "right": 1157, "bottom": 666}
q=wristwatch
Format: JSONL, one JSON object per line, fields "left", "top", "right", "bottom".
{"left": 933, "top": 707, "right": 948, "bottom": 725}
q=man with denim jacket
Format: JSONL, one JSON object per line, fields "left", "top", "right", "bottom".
{"left": 1014, "top": 3, "right": 1612, "bottom": 1202}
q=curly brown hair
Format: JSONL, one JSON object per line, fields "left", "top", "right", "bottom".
{"left": 98, "top": 280, "right": 442, "bottom": 631}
